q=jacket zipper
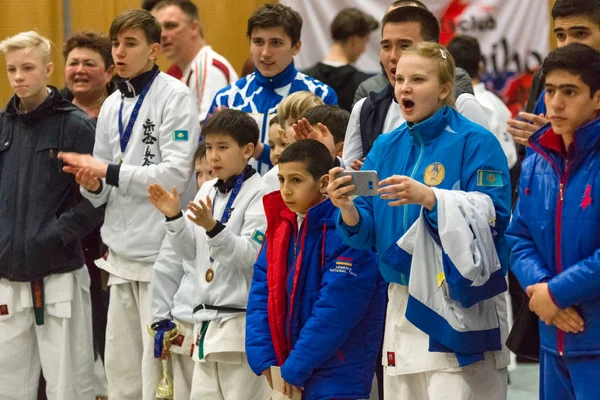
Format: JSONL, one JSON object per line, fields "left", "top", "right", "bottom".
{"left": 555, "top": 159, "right": 569, "bottom": 356}
{"left": 530, "top": 141, "right": 573, "bottom": 357}
{"left": 288, "top": 217, "right": 307, "bottom": 343}
{"left": 403, "top": 128, "right": 425, "bottom": 232}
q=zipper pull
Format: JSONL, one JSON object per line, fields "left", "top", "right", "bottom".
{"left": 559, "top": 183, "right": 564, "bottom": 201}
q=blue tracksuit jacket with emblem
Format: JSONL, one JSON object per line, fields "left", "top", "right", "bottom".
{"left": 336, "top": 106, "right": 512, "bottom": 286}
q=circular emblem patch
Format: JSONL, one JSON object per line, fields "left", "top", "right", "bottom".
{"left": 205, "top": 268, "right": 214, "bottom": 283}
{"left": 423, "top": 162, "right": 445, "bottom": 187}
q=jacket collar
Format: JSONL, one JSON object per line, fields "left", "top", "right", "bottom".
{"left": 530, "top": 116, "right": 600, "bottom": 161}
{"left": 407, "top": 106, "right": 452, "bottom": 144}
{"left": 214, "top": 165, "right": 256, "bottom": 194}
{"left": 253, "top": 61, "right": 297, "bottom": 90}
{"left": 117, "top": 64, "right": 160, "bottom": 98}
{"left": 4, "top": 86, "right": 80, "bottom": 121}
{"left": 263, "top": 191, "right": 336, "bottom": 231}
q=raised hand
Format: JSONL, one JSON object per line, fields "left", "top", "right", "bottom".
{"left": 326, "top": 167, "right": 360, "bottom": 226}
{"left": 292, "top": 118, "right": 336, "bottom": 158}
{"left": 350, "top": 158, "right": 364, "bottom": 171}
{"left": 378, "top": 175, "right": 436, "bottom": 209}
{"left": 148, "top": 184, "right": 181, "bottom": 218}
{"left": 507, "top": 112, "right": 549, "bottom": 147}
{"left": 187, "top": 196, "right": 217, "bottom": 231}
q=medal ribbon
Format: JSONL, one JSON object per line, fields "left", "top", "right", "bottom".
{"left": 118, "top": 69, "right": 160, "bottom": 153}
{"left": 151, "top": 319, "right": 176, "bottom": 359}
{"left": 209, "top": 167, "right": 248, "bottom": 262}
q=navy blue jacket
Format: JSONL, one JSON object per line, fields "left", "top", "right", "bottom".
{"left": 246, "top": 192, "right": 385, "bottom": 400}
{"left": 0, "top": 88, "right": 104, "bottom": 281}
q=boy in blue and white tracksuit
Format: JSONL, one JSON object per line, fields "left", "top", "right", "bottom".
{"left": 207, "top": 4, "right": 337, "bottom": 175}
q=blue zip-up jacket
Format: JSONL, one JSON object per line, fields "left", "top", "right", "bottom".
{"left": 506, "top": 117, "right": 600, "bottom": 357}
{"left": 207, "top": 62, "right": 338, "bottom": 174}
{"left": 246, "top": 192, "right": 385, "bottom": 400}
{"left": 336, "top": 106, "right": 512, "bottom": 285}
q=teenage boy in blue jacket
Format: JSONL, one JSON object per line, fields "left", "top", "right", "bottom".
{"left": 507, "top": 43, "right": 600, "bottom": 400}
{"left": 246, "top": 140, "right": 385, "bottom": 400}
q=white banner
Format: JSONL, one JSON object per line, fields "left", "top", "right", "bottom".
{"left": 281, "top": 0, "right": 550, "bottom": 110}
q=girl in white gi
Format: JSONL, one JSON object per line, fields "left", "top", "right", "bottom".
{"left": 329, "top": 42, "right": 512, "bottom": 400}
{"left": 148, "top": 109, "right": 271, "bottom": 399}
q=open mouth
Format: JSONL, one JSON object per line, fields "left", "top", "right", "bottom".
{"left": 390, "top": 67, "right": 397, "bottom": 76}
{"left": 74, "top": 78, "right": 89, "bottom": 84}
{"left": 402, "top": 98, "right": 415, "bottom": 112}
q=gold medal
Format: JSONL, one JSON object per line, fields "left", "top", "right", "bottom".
{"left": 423, "top": 162, "right": 445, "bottom": 187}
{"left": 205, "top": 268, "right": 214, "bottom": 283}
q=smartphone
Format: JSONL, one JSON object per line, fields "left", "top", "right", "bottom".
{"left": 335, "top": 170, "right": 379, "bottom": 196}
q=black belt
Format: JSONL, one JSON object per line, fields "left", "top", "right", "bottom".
{"left": 193, "top": 304, "right": 246, "bottom": 314}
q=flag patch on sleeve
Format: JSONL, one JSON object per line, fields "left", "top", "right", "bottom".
{"left": 477, "top": 170, "right": 503, "bottom": 187}
{"left": 173, "top": 130, "right": 189, "bottom": 141}
{"left": 251, "top": 230, "right": 264, "bottom": 244}
{"left": 0, "top": 304, "right": 8, "bottom": 316}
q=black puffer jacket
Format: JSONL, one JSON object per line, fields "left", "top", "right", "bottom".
{"left": 0, "top": 87, "right": 105, "bottom": 281}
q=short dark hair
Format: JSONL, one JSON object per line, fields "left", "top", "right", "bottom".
{"left": 153, "top": 0, "right": 199, "bottom": 21}
{"left": 247, "top": 4, "right": 303, "bottom": 46}
{"left": 63, "top": 31, "right": 113, "bottom": 69}
{"left": 390, "top": 0, "right": 428, "bottom": 9}
{"left": 203, "top": 109, "right": 260, "bottom": 147}
{"left": 382, "top": 6, "right": 440, "bottom": 43}
{"left": 552, "top": 0, "right": 600, "bottom": 28}
{"left": 141, "top": 0, "right": 162, "bottom": 11}
{"left": 446, "top": 35, "right": 481, "bottom": 79}
{"left": 110, "top": 9, "right": 162, "bottom": 45}
{"left": 269, "top": 115, "right": 280, "bottom": 127}
{"left": 331, "top": 8, "right": 379, "bottom": 42}
{"left": 542, "top": 43, "right": 600, "bottom": 97}
{"left": 278, "top": 139, "right": 334, "bottom": 180}
{"left": 301, "top": 105, "right": 349, "bottom": 144}
{"left": 140, "top": 0, "right": 161, "bottom": 11}
{"left": 194, "top": 142, "right": 207, "bottom": 162}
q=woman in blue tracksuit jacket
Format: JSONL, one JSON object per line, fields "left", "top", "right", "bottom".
{"left": 506, "top": 43, "right": 600, "bottom": 400}
{"left": 329, "top": 42, "right": 511, "bottom": 399}
{"left": 245, "top": 140, "right": 386, "bottom": 400}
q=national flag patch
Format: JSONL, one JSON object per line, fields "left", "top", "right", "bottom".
{"left": 477, "top": 170, "right": 503, "bottom": 187}
{"left": 0, "top": 304, "right": 8, "bottom": 316}
{"left": 331, "top": 257, "right": 357, "bottom": 276}
{"left": 173, "top": 130, "right": 189, "bottom": 141}
{"left": 251, "top": 229, "right": 265, "bottom": 244}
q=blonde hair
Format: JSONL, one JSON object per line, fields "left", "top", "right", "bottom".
{"left": 402, "top": 42, "right": 456, "bottom": 108}
{"left": 0, "top": 31, "right": 52, "bottom": 63}
{"left": 277, "top": 91, "right": 324, "bottom": 129}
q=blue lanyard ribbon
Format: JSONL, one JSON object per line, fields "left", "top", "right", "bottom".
{"left": 209, "top": 167, "right": 248, "bottom": 262}
{"left": 212, "top": 166, "right": 248, "bottom": 224}
{"left": 151, "top": 319, "right": 176, "bottom": 358}
{"left": 118, "top": 69, "right": 160, "bottom": 153}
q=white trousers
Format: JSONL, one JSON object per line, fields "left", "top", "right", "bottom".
{"left": 383, "top": 356, "right": 508, "bottom": 400}
{"left": 0, "top": 267, "right": 95, "bottom": 400}
{"left": 104, "top": 280, "right": 161, "bottom": 400}
{"left": 189, "top": 352, "right": 271, "bottom": 400}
